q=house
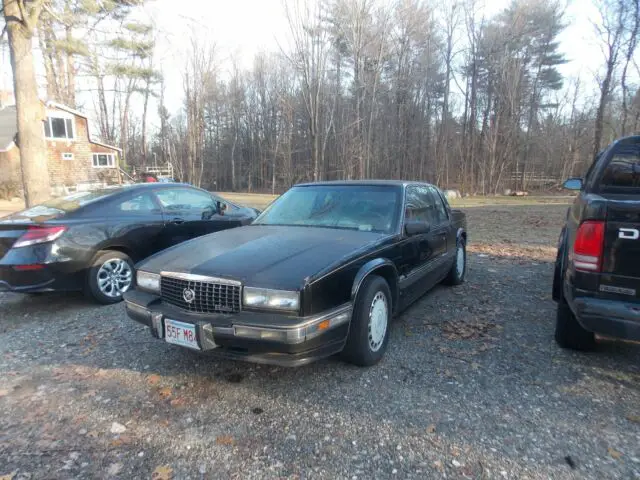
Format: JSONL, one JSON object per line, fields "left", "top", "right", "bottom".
{"left": 0, "top": 98, "right": 122, "bottom": 196}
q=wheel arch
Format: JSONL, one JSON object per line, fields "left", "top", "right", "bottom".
{"left": 351, "top": 258, "right": 399, "bottom": 313}
{"left": 457, "top": 227, "right": 467, "bottom": 244}
{"left": 93, "top": 245, "right": 138, "bottom": 264}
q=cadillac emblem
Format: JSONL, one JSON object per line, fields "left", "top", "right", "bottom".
{"left": 182, "top": 288, "right": 196, "bottom": 304}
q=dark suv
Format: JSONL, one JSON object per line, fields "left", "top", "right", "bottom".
{"left": 553, "top": 135, "right": 640, "bottom": 350}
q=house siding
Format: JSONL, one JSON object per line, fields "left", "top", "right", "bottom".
{"left": 0, "top": 106, "right": 121, "bottom": 195}
{"left": 47, "top": 114, "right": 120, "bottom": 189}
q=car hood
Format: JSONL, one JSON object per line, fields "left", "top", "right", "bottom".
{"left": 139, "top": 225, "right": 390, "bottom": 290}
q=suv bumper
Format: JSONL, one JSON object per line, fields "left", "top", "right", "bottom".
{"left": 573, "top": 296, "right": 640, "bottom": 342}
{"left": 123, "top": 289, "right": 352, "bottom": 367}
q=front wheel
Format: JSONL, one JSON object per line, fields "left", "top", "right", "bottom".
{"left": 342, "top": 275, "right": 392, "bottom": 367}
{"left": 443, "top": 237, "right": 466, "bottom": 286}
{"left": 86, "top": 251, "right": 135, "bottom": 305}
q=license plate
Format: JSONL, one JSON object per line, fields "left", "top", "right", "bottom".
{"left": 164, "top": 319, "right": 200, "bottom": 350}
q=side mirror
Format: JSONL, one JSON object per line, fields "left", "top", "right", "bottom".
{"left": 563, "top": 178, "right": 583, "bottom": 191}
{"left": 405, "top": 220, "right": 430, "bottom": 236}
{"left": 216, "top": 201, "right": 227, "bottom": 215}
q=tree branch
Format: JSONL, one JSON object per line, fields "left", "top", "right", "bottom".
{"left": 19, "top": 0, "right": 47, "bottom": 33}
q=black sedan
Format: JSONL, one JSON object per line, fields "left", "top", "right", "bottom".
{"left": 0, "top": 184, "right": 259, "bottom": 304}
{"left": 124, "top": 181, "right": 468, "bottom": 367}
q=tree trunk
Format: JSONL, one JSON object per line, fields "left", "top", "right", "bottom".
{"left": 64, "top": 24, "right": 76, "bottom": 107}
{"left": 5, "top": 0, "right": 50, "bottom": 206}
{"left": 142, "top": 81, "right": 150, "bottom": 166}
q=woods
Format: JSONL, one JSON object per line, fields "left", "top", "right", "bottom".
{"left": 158, "top": 0, "right": 639, "bottom": 194}
{"left": 2, "top": 0, "right": 640, "bottom": 198}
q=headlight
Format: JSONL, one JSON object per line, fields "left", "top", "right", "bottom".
{"left": 137, "top": 271, "right": 161, "bottom": 293}
{"left": 243, "top": 287, "right": 299, "bottom": 311}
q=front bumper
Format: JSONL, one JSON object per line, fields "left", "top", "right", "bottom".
{"left": 123, "top": 289, "right": 352, "bottom": 367}
{"left": 572, "top": 295, "right": 640, "bottom": 342}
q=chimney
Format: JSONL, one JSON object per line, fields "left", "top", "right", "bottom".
{"left": 0, "top": 90, "right": 15, "bottom": 108}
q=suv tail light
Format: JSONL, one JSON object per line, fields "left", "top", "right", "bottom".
{"left": 572, "top": 220, "right": 605, "bottom": 272}
{"left": 13, "top": 226, "right": 67, "bottom": 248}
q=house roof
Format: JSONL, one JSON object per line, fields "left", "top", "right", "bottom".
{"left": 0, "top": 106, "right": 17, "bottom": 152}
{"left": 0, "top": 101, "right": 122, "bottom": 153}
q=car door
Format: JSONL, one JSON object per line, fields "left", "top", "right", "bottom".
{"left": 155, "top": 187, "right": 234, "bottom": 248}
{"left": 106, "top": 191, "right": 166, "bottom": 259}
{"left": 400, "top": 185, "right": 448, "bottom": 305}
{"left": 426, "top": 185, "right": 453, "bottom": 279}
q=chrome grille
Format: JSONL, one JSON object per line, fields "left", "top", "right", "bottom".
{"left": 160, "top": 275, "right": 241, "bottom": 314}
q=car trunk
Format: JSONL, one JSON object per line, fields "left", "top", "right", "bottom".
{"left": 0, "top": 207, "right": 64, "bottom": 260}
{"left": 601, "top": 198, "right": 640, "bottom": 301}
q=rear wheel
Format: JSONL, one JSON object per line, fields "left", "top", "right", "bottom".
{"left": 342, "top": 275, "right": 392, "bottom": 367}
{"left": 86, "top": 251, "right": 135, "bottom": 305}
{"left": 555, "top": 302, "right": 596, "bottom": 351}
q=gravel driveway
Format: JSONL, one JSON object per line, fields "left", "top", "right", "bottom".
{"left": 1, "top": 204, "right": 639, "bottom": 480}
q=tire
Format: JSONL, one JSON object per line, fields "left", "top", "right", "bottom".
{"left": 443, "top": 237, "right": 466, "bottom": 286}
{"left": 555, "top": 302, "right": 596, "bottom": 351}
{"left": 342, "top": 275, "right": 392, "bottom": 367}
{"left": 86, "top": 250, "right": 135, "bottom": 305}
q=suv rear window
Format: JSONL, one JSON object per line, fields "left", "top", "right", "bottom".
{"left": 600, "top": 151, "right": 640, "bottom": 191}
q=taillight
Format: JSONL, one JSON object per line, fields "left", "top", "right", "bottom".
{"left": 13, "top": 226, "right": 67, "bottom": 248}
{"left": 572, "top": 220, "right": 605, "bottom": 272}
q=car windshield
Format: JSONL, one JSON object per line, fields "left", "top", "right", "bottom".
{"left": 253, "top": 185, "right": 401, "bottom": 233}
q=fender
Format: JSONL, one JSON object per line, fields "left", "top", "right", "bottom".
{"left": 351, "top": 258, "right": 398, "bottom": 307}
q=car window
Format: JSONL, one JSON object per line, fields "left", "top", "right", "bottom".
{"left": 117, "top": 193, "right": 158, "bottom": 214}
{"left": 155, "top": 188, "right": 214, "bottom": 211}
{"left": 254, "top": 185, "right": 400, "bottom": 233}
{"left": 600, "top": 148, "right": 640, "bottom": 191}
{"left": 428, "top": 186, "right": 448, "bottom": 224}
{"left": 405, "top": 186, "right": 438, "bottom": 224}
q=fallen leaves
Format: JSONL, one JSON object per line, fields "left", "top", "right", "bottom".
{"left": 0, "top": 472, "right": 16, "bottom": 480}
{"left": 215, "top": 435, "right": 235, "bottom": 446}
{"left": 169, "top": 397, "right": 187, "bottom": 408}
{"left": 608, "top": 447, "right": 622, "bottom": 460}
{"left": 158, "top": 387, "right": 172, "bottom": 399}
{"left": 151, "top": 465, "right": 173, "bottom": 480}
{"left": 626, "top": 414, "right": 640, "bottom": 424}
{"left": 147, "top": 374, "right": 161, "bottom": 385}
{"left": 0, "top": 389, "right": 9, "bottom": 398}
{"left": 441, "top": 320, "right": 497, "bottom": 340}
{"left": 110, "top": 435, "right": 133, "bottom": 448}
{"left": 426, "top": 424, "right": 436, "bottom": 434}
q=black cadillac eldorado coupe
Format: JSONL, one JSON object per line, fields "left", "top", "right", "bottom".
{"left": 124, "top": 181, "right": 468, "bottom": 367}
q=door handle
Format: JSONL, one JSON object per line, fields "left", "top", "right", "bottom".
{"left": 171, "top": 218, "right": 185, "bottom": 225}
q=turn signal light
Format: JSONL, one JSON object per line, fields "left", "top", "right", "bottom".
{"left": 573, "top": 221, "right": 605, "bottom": 272}
{"left": 14, "top": 226, "right": 67, "bottom": 248}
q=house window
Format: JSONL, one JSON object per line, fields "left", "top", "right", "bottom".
{"left": 62, "top": 153, "right": 74, "bottom": 160}
{"left": 44, "top": 116, "right": 74, "bottom": 140}
{"left": 92, "top": 153, "right": 115, "bottom": 168}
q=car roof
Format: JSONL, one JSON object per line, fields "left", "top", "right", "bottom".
{"left": 88, "top": 182, "right": 196, "bottom": 197}
{"left": 294, "top": 180, "right": 434, "bottom": 188}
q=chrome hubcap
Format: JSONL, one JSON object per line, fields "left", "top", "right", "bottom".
{"left": 97, "top": 258, "right": 133, "bottom": 298}
{"left": 368, "top": 292, "right": 388, "bottom": 352}
{"left": 456, "top": 244, "right": 465, "bottom": 277}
